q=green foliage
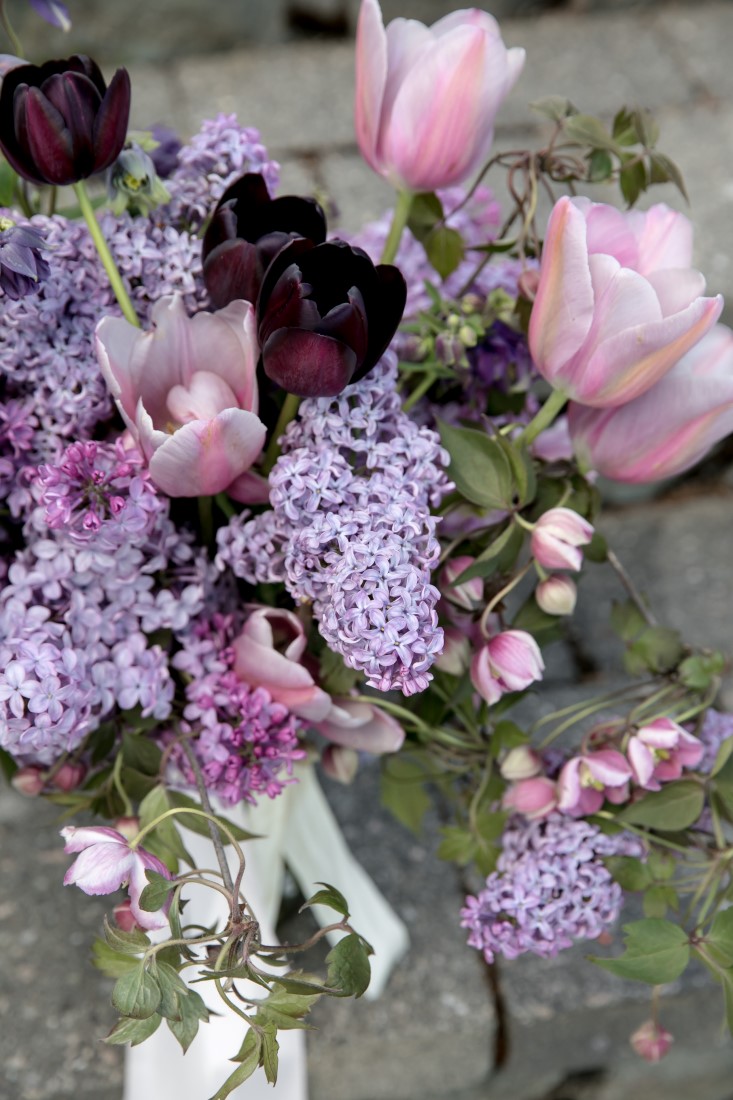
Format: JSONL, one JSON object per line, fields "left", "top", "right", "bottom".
{"left": 678, "top": 651, "right": 726, "bottom": 692}
{"left": 326, "top": 933, "right": 373, "bottom": 998}
{"left": 111, "top": 962, "right": 162, "bottom": 1019}
{"left": 166, "top": 790, "right": 258, "bottom": 842}
{"left": 0, "top": 158, "right": 19, "bottom": 207}
{"left": 300, "top": 883, "right": 350, "bottom": 919}
{"left": 381, "top": 754, "right": 432, "bottom": 833}
{"left": 407, "top": 191, "right": 465, "bottom": 278}
{"left": 437, "top": 420, "right": 515, "bottom": 511}
{"left": 590, "top": 918, "right": 690, "bottom": 984}
{"left": 617, "top": 780, "right": 705, "bottom": 831}
{"left": 211, "top": 1031, "right": 262, "bottom": 1099}
{"left": 319, "top": 646, "right": 358, "bottom": 695}
{"left": 454, "top": 523, "right": 525, "bottom": 583}
{"left": 105, "top": 1013, "right": 162, "bottom": 1047}
{"left": 139, "top": 869, "right": 176, "bottom": 913}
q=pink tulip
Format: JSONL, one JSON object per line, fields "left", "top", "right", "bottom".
{"left": 531, "top": 507, "right": 594, "bottom": 572}
{"left": 630, "top": 1020, "right": 673, "bottom": 1063}
{"left": 313, "top": 697, "right": 405, "bottom": 753}
{"left": 471, "top": 630, "right": 544, "bottom": 705}
{"left": 503, "top": 776, "right": 557, "bottom": 819}
{"left": 355, "top": 0, "right": 524, "bottom": 192}
{"left": 232, "top": 608, "right": 332, "bottom": 722}
{"left": 569, "top": 324, "right": 733, "bottom": 483}
{"left": 529, "top": 197, "right": 722, "bottom": 407}
{"left": 627, "top": 717, "right": 704, "bottom": 790}
{"left": 536, "top": 575, "right": 577, "bottom": 616}
{"left": 61, "top": 824, "right": 171, "bottom": 931}
{"left": 557, "top": 749, "right": 631, "bottom": 816}
{"left": 95, "top": 294, "right": 266, "bottom": 499}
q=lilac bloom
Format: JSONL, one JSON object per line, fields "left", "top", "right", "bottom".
{"left": 0, "top": 220, "right": 50, "bottom": 300}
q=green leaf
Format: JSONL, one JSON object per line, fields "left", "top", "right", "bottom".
{"left": 138, "top": 784, "right": 191, "bottom": 868}
{"left": 167, "top": 989, "right": 209, "bottom": 1053}
{"left": 710, "top": 736, "right": 733, "bottom": 778}
{"left": 105, "top": 1013, "right": 162, "bottom": 1046}
{"left": 648, "top": 152, "right": 689, "bottom": 202}
{"left": 0, "top": 158, "right": 19, "bottom": 207}
{"left": 495, "top": 437, "right": 536, "bottom": 507}
{"left": 454, "top": 523, "right": 525, "bottom": 584}
{"left": 604, "top": 855, "right": 652, "bottom": 892}
{"left": 318, "top": 646, "right": 358, "bottom": 696}
{"left": 122, "top": 731, "right": 162, "bottom": 776}
{"left": 564, "top": 114, "right": 621, "bottom": 153}
{"left": 152, "top": 960, "right": 188, "bottom": 1020}
{"left": 642, "top": 884, "right": 678, "bottom": 918}
{"left": 0, "top": 745, "right": 18, "bottom": 781}
{"left": 112, "top": 963, "right": 162, "bottom": 1020}
{"left": 706, "top": 910, "right": 733, "bottom": 967}
{"left": 269, "top": 973, "right": 327, "bottom": 996}
{"left": 722, "top": 971, "right": 733, "bottom": 1036}
{"left": 103, "top": 917, "right": 150, "bottom": 956}
{"left": 92, "top": 939, "right": 142, "bottom": 978}
{"left": 381, "top": 755, "right": 431, "bottom": 834}
{"left": 261, "top": 1023, "right": 279, "bottom": 1085}
{"left": 407, "top": 191, "right": 443, "bottom": 240}
{"left": 425, "top": 226, "right": 464, "bottom": 279}
{"left": 617, "top": 780, "right": 705, "bottom": 832}
{"left": 210, "top": 1031, "right": 262, "bottom": 1099}
{"left": 610, "top": 598, "right": 647, "bottom": 642}
{"left": 530, "top": 95, "right": 578, "bottom": 122}
{"left": 619, "top": 158, "right": 648, "bottom": 207}
{"left": 625, "top": 626, "right": 683, "bottom": 674}
{"left": 584, "top": 531, "right": 608, "bottom": 564}
{"left": 139, "top": 869, "right": 176, "bottom": 913}
{"left": 437, "top": 420, "right": 514, "bottom": 510}
{"left": 590, "top": 918, "right": 689, "bottom": 984}
{"left": 633, "top": 109, "right": 660, "bottom": 148}
{"left": 167, "top": 790, "right": 259, "bottom": 842}
{"left": 257, "top": 988, "right": 321, "bottom": 1020}
{"left": 587, "top": 149, "right": 613, "bottom": 182}
{"left": 437, "top": 826, "right": 477, "bottom": 865}
{"left": 300, "top": 882, "right": 349, "bottom": 919}
{"left": 491, "top": 720, "right": 529, "bottom": 753}
{"left": 326, "top": 934, "right": 372, "bottom": 998}
{"left": 679, "top": 651, "right": 726, "bottom": 692}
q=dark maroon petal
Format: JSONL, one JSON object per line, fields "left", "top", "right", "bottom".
{"left": 69, "top": 55, "right": 106, "bottom": 96}
{"left": 262, "top": 328, "right": 357, "bottom": 397}
{"left": 317, "top": 287, "right": 369, "bottom": 366}
{"left": 2, "top": 86, "right": 45, "bottom": 183}
{"left": 91, "top": 67, "right": 131, "bottom": 172}
{"left": 203, "top": 239, "right": 263, "bottom": 309}
{"left": 258, "top": 262, "right": 321, "bottom": 346}
{"left": 211, "top": 172, "right": 327, "bottom": 247}
{"left": 202, "top": 201, "right": 240, "bottom": 259}
{"left": 356, "top": 263, "right": 407, "bottom": 377}
{"left": 41, "top": 71, "right": 100, "bottom": 169}
{"left": 24, "top": 87, "right": 75, "bottom": 184}
{"left": 297, "top": 239, "right": 380, "bottom": 316}
{"left": 257, "top": 237, "right": 317, "bottom": 323}
{"left": 255, "top": 229, "right": 296, "bottom": 270}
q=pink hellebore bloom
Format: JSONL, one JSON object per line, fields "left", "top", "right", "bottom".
{"left": 95, "top": 294, "right": 266, "bottom": 499}
{"left": 61, "top": 825, "right": 171, "bottom": 931}
{"left": 569, "top": 324, "right": 733, "bottom": 484}
{"left": 355, "top": 0, "right": 524, "bottom": 192}
{"left": 531, "top": 507, "right": 594, "bottom": 572}
{"left": 503, "top": 776, "right": 557, "bottom": 819}
{"left": 630, "top": 1020, "right": 673, "bottom": 1063}
{"left": 557, "top": 750, "right": 632, "bottom": 816}
{"left": 470, "top": 629, "right": 545, "bottom": 705}
{"left": 313, "top": 697, "right": 405, "bottom": 753}
{"left": 529, "top": 197, "right": 723, "bottom": 407}
{"left": 627, "top": 717, "right": 704, "bottom": 790}
{"left": 233, "top": 607, "right": 332, "bottom": 722}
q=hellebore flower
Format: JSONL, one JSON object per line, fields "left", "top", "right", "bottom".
{"left": 556, "top": 750, "right": 631, "bottom": 816}
{"left": 106, "top": 141, "right": 170, "bottom": 216}
{"left": 28, "top": 1, "right": 72, "bottom": 32}
{"left": 503, "top": 776, "right": 558, "bottom": 819}
{"left": 202, "top": 171, "right": 327, "bottom": 309}
{"left": 61, "top": 824, "right": 171, "bottom": 931}
{"left": 627, "top": 717, "right": 703, "bottom": 790}
{"left": 531, "top": 507, "right": 594, "bottom": 572}
{"left": 529, "top": 197, "right": 722, "bottom": 407}
{"left": 95, "top": 294, "right": 266, "bottom": 499}
{"left": 0, "top": 217, "right": 50, "bottom": 299}
{"left": 257, "top": 237, "right": 406, "bottom": 397}
{"left": 630, "top": 1020, "right": 673, "bottom": 1063}
{"left": 568, "top": 324, "right": 733, "bottom": 484}
{"left": 470, "top": 630, "right": 545, "bottom": 705}
{"left": 0, "top": 54, "right": 130, "bottom": 185}
{"left": 536, "top": 575, "right": 577, "bottom": 616}
{"left": 355, "top": 0, "right": 524, "bottom": 192}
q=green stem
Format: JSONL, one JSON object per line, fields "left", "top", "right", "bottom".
{"left": 262, "top": 391, "right": 301, "bottom": 475}
{"left": 131, "top": 807, "right": 247, "bottom": 876}
{"left": 517, "top": 388, "right": 568, "bottom": 448}
{"left": 0, "top": 0, "right": 22, "bottom": 55}
{"left": 402, "top": 369, "right": 438, "bottom": 412}
{"left": 47, "top": 186, "right": 57, "bottom": 217}
{"left": 380, "top": 189, "right": 413, "bottom": 265}
{"left": 72, "top": 181, "right": 140, "bottom": 327}
{"left": 14, "top": 182, "right": 33, "bottom": 218}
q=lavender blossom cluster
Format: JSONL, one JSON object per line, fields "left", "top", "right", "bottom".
{"left": 461, "top": 814, "right": 645, "bottom": 962}
{"left": 0, "top": 440, "right": 208, "bottom": 766}
{"left": 216, "top": 356, "right": 451, "bottom": 695}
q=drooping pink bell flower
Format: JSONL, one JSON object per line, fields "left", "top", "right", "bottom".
{"left": 470, "top": 630, "right": 545, "bottom": 705}
{"left": 355, "top": 0, "right": 525, "bottom": 192}
{"left": 536, "top": 575, "right": 577, "bottom": 616}
{"left": 499, "top": 745, "right": 543, "bottom": 781}
{"left": 568, "top": 324, "right": 733, "bottom": 483}
{"left": 440, "top": 556, "right": 483, "bottom": 610}
{"left": 95, "top": 294, "right": 266, "bottom": 499}
{"left": 232, "top": 607, "right": 332, "bottom": 722}
{"left": 531, "top": 507, "right": 594, "bottom": 572}
{"left": 627, "top": 717, "right": 704, "bottom": 790}
{"left": 503, "top": 776, "right": 557, "bottom": 819}
{"left": 630, "top": 1020, "right": 673, "bottom": 1063}
{"left": 529, "top": 197, "right": 723, "bottom": 408}
{"left": 61, "top": 825, "right": 172, "bottom": 931}
{"left": 313, "top": 697, "right": 405, "bottom": 753}
{"left": 556, "top": 749, "right": 632, "bottom": 816}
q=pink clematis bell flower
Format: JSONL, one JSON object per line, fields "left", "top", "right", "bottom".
{"left": 531, "top": 507, "right": 594, "bottom": 572}
{"left": 536, "top": 575, "right": 577, "bottom": 616}
{"left": 471, "top": 630, "right": 544, "bottom": 705}
{"left": 61, "top": 824, "right": 171, "bottom": 931}
{"left": 557, "top": 749, "right": 632, "bottom": 816}
{"left": 568, "top": 324, "right": 733, "bottom": 483}
{"left": 95, "top": 294, "right": 266, "bottom": 499}
{"left": 313, "top": 697, "right": 405, "bottom": 753}
{"left": 503, "top": 776, "right": 558, "bottom": 819}
{"left": 627, "top": 717, "right": 704, "bottom": 790}
{"left": 529, "top": 197, "right": 722, "bottom": 407}
{"left": 355, "top": 0, "right": 524, "bottom": 192}
{"left": 630, "top": 1020, "right": 673, "bottom": 1063}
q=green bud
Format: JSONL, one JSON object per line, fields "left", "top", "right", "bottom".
{"left": 106, "top": 142, "right": 170, "bottom": 216}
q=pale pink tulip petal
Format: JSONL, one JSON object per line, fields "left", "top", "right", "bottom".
{"left": 147, "top": 408, "right": 266, "bottom": 497}
{"left": 631, "top": 204, "right": 693, "bottom": 275}
{"left": 207, "top": 299, "right": 260, "bottom": 412}
{"left": 95, "top": 315, "right": 147, "bottom": 429}
{"left": 646, "top": 267, "right": 707, "bottom": 317}
{"left": 226, "top": 468, "right": 272, "bottom": 504}
{"left": 583, "top": 199, "right": 639, "bottom": 267}
{"left": 233, "top": 632, "right": 316, "bottom": 694}
{"left": 316, "top": 699, "right": 405, "bottom": 752}
{"left": 166, "top": 371, "right": 240, "bottom": 423}
{"left": 355, "top": 0, "right": 389, "bottom": 172}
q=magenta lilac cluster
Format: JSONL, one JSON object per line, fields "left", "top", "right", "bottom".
{"left": 461, "top": 814, "right": 644, "bottom": 962}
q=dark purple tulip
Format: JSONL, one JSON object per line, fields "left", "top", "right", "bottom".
{"left": 0, "top": 55, "right": 131, "bottom": 186}
{"left": 0, "top": 220, "right": 50, "bottom": 299}
{"left": 202, "top": 172, "right": 327, "bottom": 309}
{"left": 257, "top": 237, "right": 407, "bottom": 398}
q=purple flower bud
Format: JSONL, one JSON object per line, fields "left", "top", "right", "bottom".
{"left": 28, "top": 1, "right": 72, "bottom": 32}
{"left": 0, "top": 218, "right": 50, "bottom": 299}
{"left": 0, "top": 55, "right": 131, "bottom": 185}
{"left": 257, "top": 237, "right": 406, "bottom": 397}
{"left": 203, "top": 171, "right": 327, "bottom": 308}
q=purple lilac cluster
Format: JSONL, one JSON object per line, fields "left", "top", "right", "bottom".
{"left": 216, "top": 357, "right": 451, "bottom": 695}
{"left": 461, "top": 814, "right": 645, "bottom": 962}
{"left": 0, "top": 441, "right": 208, "bottom": 766}
{"left": 164, "top": 114, "right": 280, "bottom": 231}
{"left": 168, "top": 614, "right": 306, "bottom": 805}
{"left": 695, "top": 709, "right": 733, "bottom": 773}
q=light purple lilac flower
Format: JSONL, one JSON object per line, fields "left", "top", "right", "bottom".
{"left": 695, "top": 709, "right": 733, "bottom": 773}
{"left": 461, "top": 814, "right": 645, "bottom": 963}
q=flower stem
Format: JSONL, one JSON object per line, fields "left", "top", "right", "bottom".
{"left": 0, "top": 0, "right": 22, "bottom": 55}
{"left": 380, "top": 189, "right": 413, "bottom": 265}
{"left": 517, "top": 388, "right": 567, "bottom": 448}
{"left": 262, "top": 391, "right": 301, "bottom": 475}
{"left": 72, "top": 180, "right": 140, "bottom": 327}
{"left": 402, "top": 368, "right": 438, "bottom": 412}
{"left": 180, "top": 739, "right": 238, "bottom": 912}
{"left": 606, "top": 548, "right": 658, "bottom": 627}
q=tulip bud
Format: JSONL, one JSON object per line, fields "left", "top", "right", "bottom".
{"left": 114, "top": 816, "right": 140, "bottom": 841}
{"left": 52, "top": 761, "right": 87, "bottom": 791}
{"left": 11, "top": 766, "right": 44, "bottom": 797}
{"left": 434, "top": 628, "right": 472, "bottom": 676}
{"left": 503, "top": 776, "right": 557, "bottom": 819}
{"left": 321, "top": 745, "right": 359, "bottom": 785}
{"left": 440, "top": 557, "right": 483, "bottom": 610}
{"left": 536, "top": 575, "right": 577, "bottom": 616}
{"left": 113, "top": 899, "right": 140, "bottom": 933}
{"left": 500, "top": 746, "right": 542, "bottom": 781}
{"left": 630, "top": 1020, "right": 673, "bottom": 1063}
{"left": 531, "top": 508, "right": 593, "bottom": 572}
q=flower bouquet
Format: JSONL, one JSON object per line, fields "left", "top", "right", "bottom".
{"left": 3, "top": 0, "right": 733, "bottom": 1095}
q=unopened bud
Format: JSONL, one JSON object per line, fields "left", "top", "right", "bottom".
{"left": 502, "top": 776, "right": 557, "bottom": 819}
{"left": 11, "top": 766, "right": 44, "bottom": 797}
{"left": 630, "top": 1020, "right": 673, "bottom": 1063}
{"left": 321, "top": 745, "right": 359, "bottom": 785}
{"left": 536, "top": 575, "right": 577, "bottom": 616}
{"left": 114, "top": 816, "right": 140, "bottom": 841}
{"left": 500, "top": 745, "right": 542, "bottom": 781}
{"left": 53, "top": 761, "right": 87, "bottom": 791}
{"left": 458, "top": 324, "right": 478, "bottom": 349}
{"left": 440, "top": 556, "right": 483, "bottom": 610}
{"left": 461, "top": 293, "right": 483, "bottom": 314}
{"left": 113, "top": 899, "right": 140, "bottom": 933}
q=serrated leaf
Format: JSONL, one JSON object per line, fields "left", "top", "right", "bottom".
{"left": 152, "top": 960, "right": 188, "bottom": 1020}
{"left": 648, "top": 152, "right": 689, "bottom": 202}
{"left": 103, "top": 917, "right": 150, "bottom": 956}
{"left": 618, "top": 780, "right": 704, "bottom": 831}
{"left": 261, "top": 1023, "right": 279, "bottom": 1085}
{"left": 139, "top": 869, "right": 175, "bottom": 913}
{"left": 167, "top": 988, "right": 209, "bottom": 1053}
{"left": 210, "top": 1031, "right": 262, "bottom": 1099}
{"left": 269, "top": 972, "right": 327, "bottom": 995}
{"left": 530, "top": 95, "right": 578, "bottom": 122}
{"left": 112, "top": 963, "right": 162, "bottom": 1019}
{"left": 92, "top": 939, "right": 142, "bottom": 978}
{"left": 256, "top": 1007, "right": 315, "bottom": 1031}
{"left": 300, "top": 882, "right": 349, "bottom": 919}
{"left": 425, "top": 226, "right": 465, "bottom": 279}
{"left": 633, "top": 109, "right": 660, "bottom": 148}
{"left": 437, "top": 826, "right": 477, "bottom": 864}
{"left": 590, "top": 918, "right": 689, "bottom": 984}
{"left": 105, "top": 1013, "right": 162, "bottom": 1046}
{"left": 326, "top": 933, "right": 372, "bottom": 998}
{"left": 619, "top": 158, "right": 647, "bottom": 207}
{"left": 564, "top": 114, "right": 621, "bottom": 153}
{"left": 706, "top": 910, "right": 733, "bottom": 967}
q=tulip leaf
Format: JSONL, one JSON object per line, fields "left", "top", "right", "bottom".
{"left": 112, "top": 962, "right": 162, "bottom": 1019}
{"left": 617, "top": 780, "right": 705, "bottom": 831}
{"left": 438, "top": 420, "right": 514, "bottom": 510}
{"left": 105, "top": 1012, "right": 162, "bottom": 1046}
{"left": 590, "top": 918, "right": 689, "bottom": 984}
{"left": 326, "top": 933, "right": 372, "bottom": 998}
{"left": 300, "top": 882, "right": 350, "bottom": 919}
